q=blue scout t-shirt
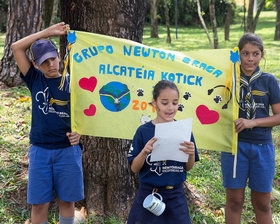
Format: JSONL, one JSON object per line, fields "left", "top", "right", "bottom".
{"left": 127, "top": 121, "right": 199, "bottom": 187}
{"left": 238, "top": 67, "right": 280, "bottom": 144}
{"left": 20, "top": 64, "right": 71, "bottom": 149}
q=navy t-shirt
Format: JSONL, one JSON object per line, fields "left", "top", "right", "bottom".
{"left": 238, "top": 68, "right": 280, "bottom": 144}
{"left": 20, "top": 64, "right": 71, "bottom": 149}
{"left": 127, "top": 121, "right": 199, "bottom": 187}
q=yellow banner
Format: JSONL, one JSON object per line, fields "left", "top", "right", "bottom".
{"left": 68, "top": 31, "right": 240, "bottom": 153}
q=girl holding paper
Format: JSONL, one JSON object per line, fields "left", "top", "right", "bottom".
{"left": 127, "top": 80, "right": 199, "bottom": 224}
{"left": 221, "top": 33, "right": 280, "bottom": 223}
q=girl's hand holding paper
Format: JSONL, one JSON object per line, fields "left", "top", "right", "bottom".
{"left": 179, "top": 141, "right": 195, "bottom": 155}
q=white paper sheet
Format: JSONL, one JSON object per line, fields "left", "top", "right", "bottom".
{"left": 150, "top": 118, "right": 193, "bottom": 163}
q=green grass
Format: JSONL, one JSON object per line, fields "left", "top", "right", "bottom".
{"left": 0, "top": 10, "right": 280, "bottom": 224}
{"left": 187, "top": 148, "right": 280, "bottom": 223}
{"left": 0, "top": 86, "right": 31, "bottom": 223}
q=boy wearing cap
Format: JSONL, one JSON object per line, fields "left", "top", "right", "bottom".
{"left": 12, "top": 22, "right": 84, "bottom": 224}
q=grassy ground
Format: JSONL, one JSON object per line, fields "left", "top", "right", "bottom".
{"left": 0, "top": 11, "right": 279, "bottom": 224}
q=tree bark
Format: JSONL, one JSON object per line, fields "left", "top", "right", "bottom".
{"left": 196, "top": 0, "right": 213, "bottom": 48}
{"left": 150, "top": 0, "right": 159, "bottom": 38}
{"left": 184, "top": 182, "right": 205, "bottom": 207}
{"left": 275, "top": 0, "right": 280, "bottom": 40}
{"left": 81, "top": 137, "right": 136, "bottom": 218}
{"left": 50, "top": 0, "right": 59, "bottom": 26}
{"left": 246, "top": 0, "right": 254, "bottom": 32}
{"left": 44, "top": 0, "right": 54, "bottom": 28}
{"left": 0, "top": 0, "right": 44, "bottom": 87}
{"left": 163, "top": 0, "right": 171, "bottom": 43}
{"left": 60, "top": 0, "right": 147, "bottom": 219}
{"left": 250, "top": 0, "right": 266, "bottom": 33}
{"left": 224, "top": 2, "right": 233, "bottom": 41}
{"left": 209, "top": 0, "right": 218, "bottom": 48}
{"left": 247, "top": 0, "right": 266, "bottom": 33}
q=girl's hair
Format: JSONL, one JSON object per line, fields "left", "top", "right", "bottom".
{"left": 153, "top": 80, "right": 179, "bottom": 101}
{"left": 238, "top": 33, "right": 264, "bottom": 52}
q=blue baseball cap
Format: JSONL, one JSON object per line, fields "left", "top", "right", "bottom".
{"left": 30, "top": 39, "right": 58, "bottom": 66}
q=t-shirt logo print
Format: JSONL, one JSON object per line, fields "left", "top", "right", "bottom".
{"left": 35, "top": 87, "right": 50, "bottom": 115}
{"left": 146, "top": 154, "right": 163, "bottom": 176}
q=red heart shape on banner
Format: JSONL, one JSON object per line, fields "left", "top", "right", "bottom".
{"left": 84, "top": 104, "right": 96, "bottom": 116}
{"left": 79, "top": 76, "right": 97, "bottom": 92}
{"left": 196, "top": 105, "right": 219, "bottom": 124}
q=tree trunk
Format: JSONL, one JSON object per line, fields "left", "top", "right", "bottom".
{"left": 209, "top": 0, "right": 219, "bottom": 48}
{"left": 242, "top": 0, "right": 246, "bottom": 32}
{"left": 150, "top": 0, "right": 159, "bottom": 38}
{"left": 44, "top": 0, "right": 54, "bottom": 28}
{"left": 0, "top": 0, "right": 44, "bottom": 87}
{"left": 246, "top": 0, "right": 254, "bottom": 32}
{"left": 196, "top": 0, "right": 213, "bottom": 48}
{"left": 81, "top": 137, "right": 136, "bottom": 218}
{"left": 247, "top": 0, "right": 266, "bottom": 33}
{"left": 50, "top": 0, "right": 59, "bottom": 26}
{"left": 184, "top": 182, "right": 205, "bottom": 207}
{"left": 250, "top": 0, "right": 266, "bottom": 33}
{"left": 175, "top": 0, "right": 178, "bottom": 39}
{"left": 275, "top": 0, "right": 280, "bottom": 40}
{"left": 163, "top": 0, "right": 171, "bottom": 43}
{"left": 224, "top": 2, "right": 233, "bottom": 41}
{"left": 60, "top": 0, "right": 147, "bottom": 219}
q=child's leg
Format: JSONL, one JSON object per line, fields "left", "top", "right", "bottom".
{"left": 251, "top": 190, "right": 272, "bottom": 224}
{"left": 28, "top": 146, "right": 54, "bottom": 205}
{"left": 58, "top": 199, "right": 75, "bottom": 218}
{"left": 53, "top": 145, "right": 84, "bottom": 202}
{"left": 58, "top": 200, "right": 75, "bottom": 224}
{"left": 225, "top": 188, "right": 245, "bottom": 224}
{"left": 31, "top": 202, "right": 49, "bottom": 224}
{"left": 248, "top": 143, "right": 274, "bottom": 223}
{"left": 28, "top": 146, "right": 54, "bottom": 224}
{"left": 53, "top": 145, "right": 84, "bottom": 224}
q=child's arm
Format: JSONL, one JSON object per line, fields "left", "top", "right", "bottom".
{"left": 234, "top": 102, "right": 280, "bottom": 133}
{"left": 131, "top": 137, "right": 157, "bottom": 173}
{"left": 12, "top": 22, "right": 68, "bottom": 76}
{"left": 179, "top": 141, "right": 196, "bottom": 171}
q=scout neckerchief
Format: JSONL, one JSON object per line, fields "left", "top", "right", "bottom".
{"left": 240, "top": 66, "right": 262, "bottom": 119}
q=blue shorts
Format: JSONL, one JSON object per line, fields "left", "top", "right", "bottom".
{"left": 127, "top": 183, "right": 191, "bottom": 224}
{"left": 27, "top": 145, "right": 84, "bottom": 204}
{"left": 221, "top": 141, "right": 275, "bottom": 193}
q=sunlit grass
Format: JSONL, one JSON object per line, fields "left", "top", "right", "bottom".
{"left": 0, "top": 32, "right": 5, "bottom": 57}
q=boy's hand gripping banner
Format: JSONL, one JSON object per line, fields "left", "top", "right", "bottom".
{"left": 67, "top": 31, "right": 240, "bottom": 154}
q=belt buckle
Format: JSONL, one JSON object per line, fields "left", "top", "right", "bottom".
{"left": 166, "top": 185, "right": 174, "bottom": 190}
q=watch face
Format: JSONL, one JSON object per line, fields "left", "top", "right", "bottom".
{"left": 99, "top": 81, "right": 131, "bottom": 112}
